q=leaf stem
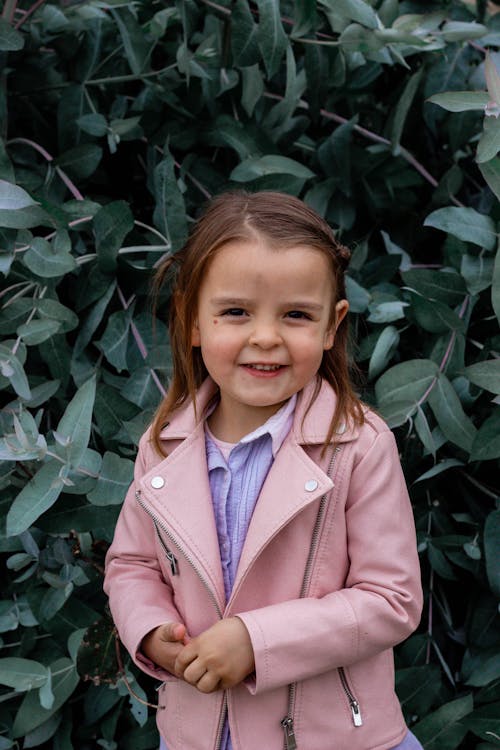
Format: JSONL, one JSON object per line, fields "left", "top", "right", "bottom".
{"left": 2, "top": 0, "right": 17, "bottom": 22}
{"left": 14, "top": 0, "right": 46, "bottom": 28}
{"left": 7, "top": 138, "right": 85, "bottom": 200}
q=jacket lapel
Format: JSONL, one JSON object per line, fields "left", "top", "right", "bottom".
{"left": 230, "top": 437, "right": 333, "bottom": 597}
{"left": 138, "top": 422, "right": 226, "bottom": 614}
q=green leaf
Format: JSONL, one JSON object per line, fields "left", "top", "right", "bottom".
{"left": 109, "top": 7, "right": 151, "bottom": 75}
{"left": 0, "top": 344, "right": 31, "bottom": 399}
{"left": 256, "top": 0, "right": 289, "bottom": 78}
{"left": 410, "top": 294, "right": 465, "bottom": 334}
{"left": 461, "top": 254, "right": 494, "bottom": 295}
{"left": 428, "top": 373, "right": 476, "bottom": 452}
{"left": 0, "top": 180, "right": 38, "bottom": 210}
{"left": 466, "top": 655, "right": 500, "bottom": 688}
{"left": 412, "top": 694, "right": 473, "bottom": 749}
{"left": 231, "top": 155, "right": 314, "bottom": 181}
{"left": 24, "top": 237, "right": 77, "bottom": 278}
{"left": 38, "top": 668, "right": 54, "bottom": 710}
{"left": 441, "top": 21, "right": 488, "bottom": 42}
{"left": 94, "top": 201, "right": 134, "bottom": 273}
{"left": 368, "top": 325, "right": 399, "bottom": 380}
{"left": 424, "top": 207, "right": 497, "bottom": 251}
{"left": 477, "top": 115, "right": 500, "bottom": 164}
{"left": 464, "top": 702, "right": 500, "bottom": 743}
{"left": 484, "top": 510, "right": 500, "bottom": 598}
{"left": 55, "top": 144, "right": 103, "bottom": 180}
{"left": 6, "top": 460, "right": 65, "bottom": 536}
{"left": 391, "top": 69, "right": 423, "bottom": 154}
{"left": 55, "top": 376, "right": 96, "bottom": 466}
{"left": 96, "top": 309, "right": 132, "bottom": 373}
{"left": 87, "top": 451, "right": 134, "bottom": 506}
{"left": 471, "top": 408, "right": 500, "bottom": 461}
{"left": 427, "top": 91, "right": 490, "bottom": 112}
{"left": 464, "top": 360, "right": 500, "bottom": 395}
{"left": 0, "top": 659, "right": 48, "bottom": 690}
{"left": 367, "top": 300, "right": 408, "bottom": 323}
{"left": 479, "top": 157, "right": 500, "bottom": 204}
{"left": 345, "top": 276, "right": 370, "bottom": 313}
{"left": 375, "top": 359, "right": 439, "bottom": 425}
{"left": 76, "top": 113, "right": 108, "bottom": 137}
{"left": 402, "top": 269, "right": 467, "bottom": 305}
{"left": 414, "top": 458, "right": 464, "bottom": 483}
{"left": 241, "top": 64, "right": 264, "bottom": 117}
{"left": 231, "top": 0, "right": 261, "bottom": 66}
{"left": 73, "top": 280, "right": 116, "bottom": 357}
{"left": 122, "top": 366, "right": 162, "bottom": 409}
{"left": 414, "top": 406, "right": 436, "bottom": 457}
{"left": 17, "top": 318, "right": 61, "bottom": 346}
{"left": 153, "top": 145, "right": 187, "bottom": 252}
{"left": 493, "top": 243, "right": 500, "bottom": 327}
{"left": 39, "top": 584, "right": 74, "bottom": 622}
{"left": 318, "top": 0, "right": 378, "bottom": 29}
{"left": 0, "top": 18, "right": 24, "bottom": 51}
{"left": 12, "top": 658, "right": 79, "bottom": 737}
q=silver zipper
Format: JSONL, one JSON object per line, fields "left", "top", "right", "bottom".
{"left": 136, "top": 489, "right": 227, "bottom": 748}
{"left": 281, "top": 446, "right": 341, "bottom": 750}
{"left": 154, "top": 524, "right": 178, "bottom": 575}
{"left": 136, "top": 490, "right": 223, "bottom": 618}
{"left": 338, "top": 667, "right": 363, "bottom": 726}
{"left": 214, "top": 693, "right": 227, "bottom": 750}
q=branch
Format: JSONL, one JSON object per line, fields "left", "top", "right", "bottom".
{"left": 14, "top": 0, "right": 47, "bottom": 29}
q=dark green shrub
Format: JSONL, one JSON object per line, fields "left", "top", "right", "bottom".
{"left": 0, "top": 1, "right": 499, "bottom": 748}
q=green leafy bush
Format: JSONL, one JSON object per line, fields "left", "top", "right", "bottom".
{"left": 0, "top": 0, "right": 499, "bottom": 748}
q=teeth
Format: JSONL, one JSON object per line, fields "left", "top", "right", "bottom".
{"left": 250, "top": 364, "right": 281, "bottom": 371}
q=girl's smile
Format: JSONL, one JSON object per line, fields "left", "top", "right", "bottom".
{"left": 191, "top": 238, "right": 348, "bottom": 442}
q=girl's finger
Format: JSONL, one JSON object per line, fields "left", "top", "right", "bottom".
{"left": 183, "top": 659, "right": 209, "bottom": 686}
{"left": 196, "top": 670, "right": 221, "bottom": 694}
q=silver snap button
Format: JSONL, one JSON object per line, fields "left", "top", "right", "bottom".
{"left": 151, "top": 476, "right": 165, "bottom": 489}
{"left": 305, "top": 479, "right": 318, "bottom": 492}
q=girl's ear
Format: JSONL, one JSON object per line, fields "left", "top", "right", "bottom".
{"left": 324, "top": 299, "right": 349, "bottom": 350}
{"left": 191, "top": 320, "right": 201, "bottom": 347}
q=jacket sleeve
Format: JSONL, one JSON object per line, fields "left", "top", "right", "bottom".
{"left": 237, "top": 429, "right": 423, "bottom": 695}
{"left": 103, "top": 434, "right": 183, "bottom": 680}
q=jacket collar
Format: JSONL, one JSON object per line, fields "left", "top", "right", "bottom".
{"left": 159, "top": 377, "right": 359, "bottom": 445}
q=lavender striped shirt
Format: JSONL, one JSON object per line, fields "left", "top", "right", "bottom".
{"left": 159, "top": 394, "right": 422, "bottom": 750}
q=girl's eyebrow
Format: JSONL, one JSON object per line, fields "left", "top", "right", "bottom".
{"left": 210, "top": 296, "right": 324, "bottom": 312}
{"left": 210, "top": 296, "right": 252, "bottom": 307}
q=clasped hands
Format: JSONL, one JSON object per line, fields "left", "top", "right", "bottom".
{"left": 141, "top": 617, "right": 255, "bottom": 694}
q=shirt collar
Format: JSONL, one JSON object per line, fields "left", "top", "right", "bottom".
{"left": 205, "top": 393, "right": 297, "bottom": 469}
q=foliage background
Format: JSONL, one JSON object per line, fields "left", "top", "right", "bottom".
{"left": 0, "top": 0, "right": 499, "bottom": 748}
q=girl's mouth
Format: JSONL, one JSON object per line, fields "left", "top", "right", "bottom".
{"left": 241, "top": 364, "right": 286, "bottom": 376}
{"left": 246, "top": 364, "right": 282, "bottom": 371}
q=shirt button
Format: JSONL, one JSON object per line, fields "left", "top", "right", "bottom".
{"left": 151, "top": 476, "right": 165, "bottom": 489}
{"left": 305, "top": 479, "right": 318, "bottom": 492}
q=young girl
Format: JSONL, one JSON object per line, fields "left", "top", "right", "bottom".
{"left": 104, "top": 191, "right": 424, "bottom": 750}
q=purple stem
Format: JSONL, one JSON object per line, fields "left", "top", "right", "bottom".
{"left": 116, "top": 286, "right": 166, "bottom": 398}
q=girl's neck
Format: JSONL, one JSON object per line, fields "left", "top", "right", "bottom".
{"left": 206, "top": 399, "right": 287, "bottom": 443}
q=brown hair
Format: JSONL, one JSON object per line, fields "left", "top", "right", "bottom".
{"left": 150, "top": 190, "right": 364, "bottom": 455}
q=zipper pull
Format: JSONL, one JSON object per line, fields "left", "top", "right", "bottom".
{"left": 281, "top": 717, "right": 297, "bottom": 750}
{"left": 166, "top": 550, "right": 178, "bottom": 575}
{"left": 350, "top": 700, "right": 363, "bottom": 727}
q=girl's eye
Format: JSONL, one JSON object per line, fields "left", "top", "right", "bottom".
{"left": 287, "top": 310, "right": 311, "bottom": 320}
{"left": 222, "top": 308, "right": 246, "bottom": 317}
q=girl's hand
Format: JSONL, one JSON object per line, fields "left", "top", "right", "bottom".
{"left": 142, "top": 622, "right": 190, "bottom": 675}
{"left": 174, "top": 617, "right": 255, "bottom": 693}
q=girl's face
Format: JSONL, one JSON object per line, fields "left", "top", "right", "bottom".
{"left": 191, "top": 238, "right": 348, "bottom": 440}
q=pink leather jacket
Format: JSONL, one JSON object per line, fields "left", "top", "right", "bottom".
{"left": 104, "top": 378, "right": 423, "bottom": 750}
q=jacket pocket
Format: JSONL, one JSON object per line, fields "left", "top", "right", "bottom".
{"left": 338, "top": 667, "right": 363, "bottom": 727}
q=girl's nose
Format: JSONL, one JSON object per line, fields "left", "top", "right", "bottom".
{"left": 248, "top": 320, "right": 283, "bottom": 348}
